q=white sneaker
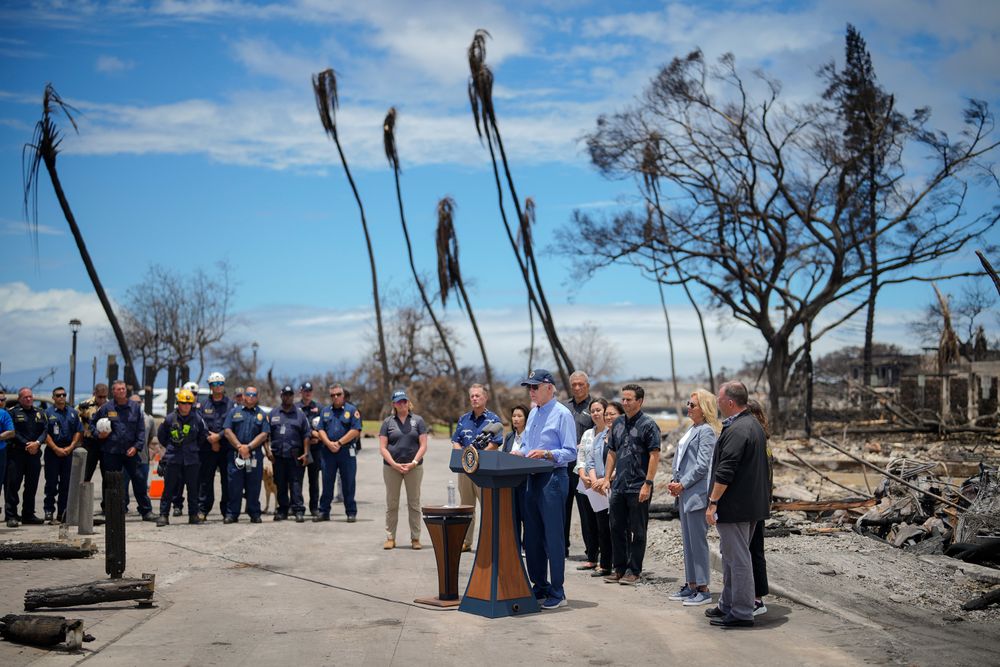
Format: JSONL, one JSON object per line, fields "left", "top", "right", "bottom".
{"left": 682, "top": 590, "right": 713, "bottom": 606}
{"left": 753, "top": 600, "right": 767, "bottom": 616}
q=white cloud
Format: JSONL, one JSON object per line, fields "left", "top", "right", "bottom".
{"left": 0, "top": 219, "right": 64, "bottom": 236}
{"left": 95, "top": 54, "right": 134, "bottom": 73}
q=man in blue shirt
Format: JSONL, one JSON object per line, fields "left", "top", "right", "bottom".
{"left": 197, "top": 372, "right": 233, "bottom": 521}
{"left": 156, "top": 388, "right": 208, "bottom": 526}
{"left": 315, "top": 383, "right": 362, "bottom": 522}
{"left": 95, "top": 380, "right": 154, "bottom": 521}
{"left": 451, "top": 383, "right": 503, "bottom": 551}
{"left": 268, "top": 386, "right": 312, "bottom": 523}
{"left": 44, "top": 386, "right": 83, "bottom": 523}
{"left": 295, "top": 382, "right": 323, "bottom": 516}
{"left": 222, "top": 386, "right": 270, "bottom": 523}
{"left": 0, "top": 389, "right": 14, "bottom": 503}
{"left": 6, "top": 387, "right": 52, "bottom": 526}
{"left": 513, "top": 369, "right": 578, "bottom": 610}
{"left": 599, "top": 383, "right": 661, "bottom": 586}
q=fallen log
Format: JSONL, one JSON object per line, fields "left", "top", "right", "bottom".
{"left": 0, "top": 540, "right": 97, "bottom": 560}
{"left": 772, "top": 497, "right": 876, "bottom": 512}
{"left": 945, "top": 539, "right": 1000, "bottom": 566}
{"left": 24, "top": 573, "right": 155, "bottom": 611}
{"left": 0, "top": 614, "right": 86, "bottom": 650}
{"left": 962, "top": 587, "right": 1000, "bottom": 611}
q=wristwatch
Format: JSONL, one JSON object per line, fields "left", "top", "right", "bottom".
{"left": 643, "top": 480, "right": 653, "bottom": 487}
{"left": 708, "top": 499, "right": 719, "bottom": 505}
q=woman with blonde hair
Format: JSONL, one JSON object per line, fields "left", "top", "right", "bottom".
{"left": 378, "top": 390, "right": 428, "bottom": 550}
{"left": 667, "top": 388, "right": 721, "bottom": 606}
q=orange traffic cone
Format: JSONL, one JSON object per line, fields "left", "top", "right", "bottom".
{"left": 149, "top": 453, "right": 165, "bottom": 500}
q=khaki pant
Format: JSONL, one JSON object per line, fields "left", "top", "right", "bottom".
{"left": 383, "top": 464, "right": 423, "bottom": 541}
{"left": 458, "top": 472, "right": 481, "bottom": 547}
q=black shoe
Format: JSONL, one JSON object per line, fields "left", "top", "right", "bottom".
{"left": 309, "top": 510, "right": 317, "bottom": 517}
{"left": 250, "top": 515, "right": 262, "bottom": 524}
{"left": 710, "top": 615, "right": 754, "bottom": 628}
{"left": 141, "top": 513, "right": 157, "bottom": 522}
{"left": 223, "top": 515, "right": 237, "bottom": 524}
{"left": 44, "top": 511, "right": 54, "bottom": 522}
{"left": 22, "top": 515, "right": 44, "bottom": 525}
{"left": 346, "top": 515, "right": 356, "bottom": 523}
{"left": 172, "top": 507, "right": 183, "bottom": 517}
{"left": 274, "top": 513, "right": 287, "bottom": 522}
{"left": 189, "top": 516, "right": 204, "bottom": 525}
{"left": 294, "top": 513, "right": 305, "bottom": 523}
{"left": 196, "top": 512, "right": 207, "bottom": 522}
{"left": 5, "top": 518, "right": 19, "bottom": 528}
{"left": 591, "top": 568, "right": 611, "bottom": 577}
{"left": 313, "top": 513, "right": 330, "bottom": 522}
{"left": 704, "top": 606, "right": 725, "bottom": 618}
{"left": 156, "top": 515, "right": 169, "bottom": 527}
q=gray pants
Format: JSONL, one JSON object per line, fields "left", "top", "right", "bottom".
{"left": 717, "top": 521, "right": 754, "bottom": 621}
{"left": 679, "top": 508, "right": 711, "bottom": 586}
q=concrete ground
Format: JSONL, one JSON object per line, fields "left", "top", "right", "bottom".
{"left": 0, "top": 437, "right": 967, "bottom": 666}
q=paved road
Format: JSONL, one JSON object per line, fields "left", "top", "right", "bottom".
{"left": 3, "top": 437, "right": 885, "bottom": 666}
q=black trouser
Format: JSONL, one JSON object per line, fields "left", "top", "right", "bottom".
{"left": 304, "top": 455, "right": 322, "bottom": 514}
{"left": 575, "top": 484, "right": 600, "bottom": 563}
{"left": 198, "top": 448, "right": 230, "bottom": 516}
{"left": 609, "top": 490, "right": 650, "bottom": 575}
{"left": 161, "top": 463, "right": 200, "bottom": 517}
{"left": 273, "top": 457, "right": 305, "bottom": 516}
{"left": 4, "top": 446, "right": 42, "bottom": 520}
{"left": 563, "top": 464, "right": 575, "bottom": 553}
{"left": 82, "top": 438, "right": 102, "bottom": 482}
{"left": 171, "top": 476, "right": 184, "bottom": 510}
{"left": 750, "top": 518, "right": 768, "bottom": 597}
{"left": 595, "top": 508, "right": 612, "bottom": 571}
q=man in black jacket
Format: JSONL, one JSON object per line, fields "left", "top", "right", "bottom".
{"left": 704, "top": 381, "right": 769, "bottom": 628}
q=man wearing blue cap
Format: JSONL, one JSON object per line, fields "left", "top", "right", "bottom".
{"left": 513, "top": 369, "right": 578, "bottom": 610}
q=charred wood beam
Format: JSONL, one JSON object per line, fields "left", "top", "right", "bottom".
{"left": 787, "top": 448, "right": 871, "bottom": 497}
{"left": 24, "top": 573, "right": 155, "bottom": 611}
{"left": 0, "top": 541, "right": 97, "bottom": 560}
{"left": 772, "top": 497, "right": 876, "bottom": 512}
{"left": 962, "top": 587, "right": 1000, "bottom": 611}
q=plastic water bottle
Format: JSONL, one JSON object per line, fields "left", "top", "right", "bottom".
{"left": 447, "top": 479, "right": 457, "bottom": 507}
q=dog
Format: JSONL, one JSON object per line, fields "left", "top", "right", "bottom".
{"left": 261, "top": 456, "right": 277, "bottom": 514}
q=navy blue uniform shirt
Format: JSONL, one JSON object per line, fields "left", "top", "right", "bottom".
{"left": 223, "top": 405, "right": 270, "bottom": 458}
{"left": 198, "top": 395, "right": 233, "bottom": 435}
{"left": 158, "top": 411, "right": 209, "bottom": 466}
{"left": 9, "top": 404, "right": 49, "bottom": 449}
{"left": 451, "top": 409, "right": 503, "bottom": 450}
{"left": 268, "top": 405, "right": 311, "bottom": 458}
{"left": 46, "top": 405, "right": 83, "bottom": 446}
{"left": 94, "top": 399, "right": 146, "bottom": 455}
{"left": 318, "top": 402, "right": 362, "bottom": 448}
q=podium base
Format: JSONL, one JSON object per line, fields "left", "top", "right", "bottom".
{"left": 459, "top": 593, "right": 539, "bottom": 618}
{"left": 414, "top": 595, "right": 461, "bottom": 608}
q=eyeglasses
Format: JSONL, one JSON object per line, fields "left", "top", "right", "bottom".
{"left": 54, "top": 393, "right": 67, "bottom": 398}
{"left": 244, "top": 391, "right": 258, "bottom": 397}
{"left": 686, "top": 401, "right": 699, "bottom": 409}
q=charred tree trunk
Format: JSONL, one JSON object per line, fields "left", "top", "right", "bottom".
{"left": 24, "top": 574, "right": 155, "bottom": 611}
{"left": 0, "top": 541, "right": 96, "bottom": 560}
{"left": 0, "top": 614, "right": 85, "bottom": 650}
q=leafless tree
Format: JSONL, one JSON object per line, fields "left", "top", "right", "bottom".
{"left": 23, "top": 84, "right": 138, "bottom": 389}
{"left": 569, "top": 49, "right": 999, "bottom": 428}
{"left": 313, "top": 68, "right": 390, "bottom": 400}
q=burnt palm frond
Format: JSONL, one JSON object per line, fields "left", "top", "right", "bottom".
{"left": 23, "top": 84, "right": 78, "bottom": 258}
{"left": 436, "top": 196, "right": 459, "bottom": 307}
{"left": 467, "top": 29, "right": 495, "bottom": 141}
{"left": 312, "top": 68, "right": 339, "bottom": 138}
{"left": 518, "top": 196, "right": 536, "bottom": 260}
{"left": 383, "top": 106, "right": 399, "bottom": 173}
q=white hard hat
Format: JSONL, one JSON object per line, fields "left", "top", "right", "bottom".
{"left": 208, "top": 372, "right": 225, "bottom": 384}
{"left": 95, "top": 417, "right": 112, "bottom": 435}
{"left": 311, "top": 416, "right": 321, "bottom": 429}
{"left": 182, "top": 381, "right": 199, "bottom": 394}
{"left": 235, "top": 456, "right": 249, "bottom": 471}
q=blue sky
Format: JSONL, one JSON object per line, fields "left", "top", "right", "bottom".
{"left": 1, "top": 0, "right": 998, "bottom": 391}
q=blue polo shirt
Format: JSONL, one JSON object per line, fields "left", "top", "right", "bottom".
{"left": 451, "top": 409, "right": 503, "bottom": 450}
{"left": 46, "top": 405, "right": 83, "bottom": 446}
{"left": 223, "top": 405, "right": 270, "bottom": 459}
{"left": 0, "top": 408, "right": 12, "bottom": 451}
{"left": 94, "top": 399, "right": 146, "bottom": 455}
{"left": 318, "top": 402, "right": 362, "bottom": 448}
{"left": 268, "top": 405, "right": 311, "bottom": 458}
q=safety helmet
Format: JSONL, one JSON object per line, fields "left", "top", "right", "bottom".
{"left": 182, "top": 381, "right": 199, "bottom": 394}
{"left": 235, "top": 456, "right": 249, "bottom": 471}
{"left": 95, "top": 417, "right": 112, "bottom": 435}
{"left": 311, "top": 416, "right": 321, "bottom": 429}
{"left": 176, "top": 389, "right": 196, "bottom": 404}
{"left": 208, "top": 372, "right": 225, "bottom": 384}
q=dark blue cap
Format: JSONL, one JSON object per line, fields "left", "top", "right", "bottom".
{"left": 281, "top": 385, "right": 294, "bottom": 395}
{"left": 520, "top": 369, "right": 555, "bottom": 386}
{"left": 391, "top": 390, "right": 408, "bottom": 403}
{"left": 300, "top": 382, "right": 313, "bottom": 392}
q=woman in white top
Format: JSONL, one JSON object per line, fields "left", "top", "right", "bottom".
{"left": 667, "top": 389, "right": 720, "bottom": 606}
{"left": 582, "top": 398, "right": 613, "bottom": 577}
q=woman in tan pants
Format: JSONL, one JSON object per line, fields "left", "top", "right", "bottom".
{"left": 378, "top": 390, "right": 428, "bottom": 550}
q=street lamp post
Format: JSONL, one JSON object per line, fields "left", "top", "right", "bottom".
{"left": 251, "top": 341, "right": 259, "bottom": 379}
{"left": 69, "top": 319, "right": 82, "bottom": 405}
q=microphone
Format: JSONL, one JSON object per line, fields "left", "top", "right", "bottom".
{"left": 469, "top": 421, "right": 504, "bottom": 448}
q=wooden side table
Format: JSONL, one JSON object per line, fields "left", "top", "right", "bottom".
{"left": 415, "top": 505, "right": 474, "bottom": 607}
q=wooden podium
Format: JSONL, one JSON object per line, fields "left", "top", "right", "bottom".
{"left": 449, "top": 449, "right": 553, "bottom": 618}
{"left": 415, "top": 504, "right": 473, "bottom": 607}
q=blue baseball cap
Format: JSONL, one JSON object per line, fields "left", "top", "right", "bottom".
{"left": 391, "top": 390, "right": 408, "bottom": 403}
{"left": 520, "top": 369, "right": 555, "bottom": 386}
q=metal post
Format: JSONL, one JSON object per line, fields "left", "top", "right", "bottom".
{"left": 104, "top": 470, "right": 126, "bottom": 579}
{"left": 143, "top": 365, "right": 155, "bottom": 415}
{"left": 107, "top": 354, "right": 119, "bottom": 385}
{"left": 69, "top": 319, "right": 81, "bottom": 405}
{"left": 65, "top": 448, "right": 88, "bottom": 528}
{"left": 166, "top": 364, "right": 177, "bottom": 414}
{"left": 78, "top": 481, "right": 94, "bottom": 536}
{"left": 92, "top": 356, "right": 97, "bottom": 391}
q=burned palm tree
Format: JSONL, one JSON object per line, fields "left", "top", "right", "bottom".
{"left": 468, "top": 29, "right": 573, "bottom": 386}
{"left": 518, "top": 198, "right": 537, "bottom": 374}
{"left": 23, "top": 84, "right": 138, "bottom": 389}
{"left": 383, "top": 108, "right": 461, "bottom": 386}
{"left": 436, "top": 197, "right": 494, "bottom": 392}
{"left": 313, "top": 69, "right": 390, "bottom": 397}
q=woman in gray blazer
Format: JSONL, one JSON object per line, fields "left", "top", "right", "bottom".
{"left": 667, "top": 388, "right": 720, "bottom": 606}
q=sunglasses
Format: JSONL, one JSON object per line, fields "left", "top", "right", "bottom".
{"left": 244, "top": 391, "right": 258, "bottom": 397}
{"left": 54, "top": 393, "right": 67, "bottom": 398}
{"left": 209, "top": 382, "right": 224, "bottom": 387}
{"left": 686, "top": 401, "right": 699, "bottom": 409}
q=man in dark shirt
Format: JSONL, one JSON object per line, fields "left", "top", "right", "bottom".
{"left": 197, "top": 372, "right": 233, "bottom": 521}
{"left": 222, "top": 386, "right": 270, "bottom": 523}
{"left": 95, "top": 380, "right": 154, "bottom": 520}
{"left": 599, "top": 383, "right": 660, "bottom": 585}
{"left": 156, "top": 388, "right": 208, "bottom": 526}
{"left": 451, "top": 383, "right": 503, "bottom": 551}
{"left": 563, "top": 371, "right": 594, "bottom": 558}
{"left": 5, "top": 387, "right": 48, "bottom": 526}
{"left": 295, "top": 382, "right": 323, "bottom": 516}
{"left": 44, "top": 386, "right": 83, "bottom": 523}
{"left": 315, "top": 384, "right": 362, "bottom": 522}
{"left": 268, "top": 385, "right": 312, "bottom": 523}
{"left": 704, "top": 380, "right": 770, "bottom": 628}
